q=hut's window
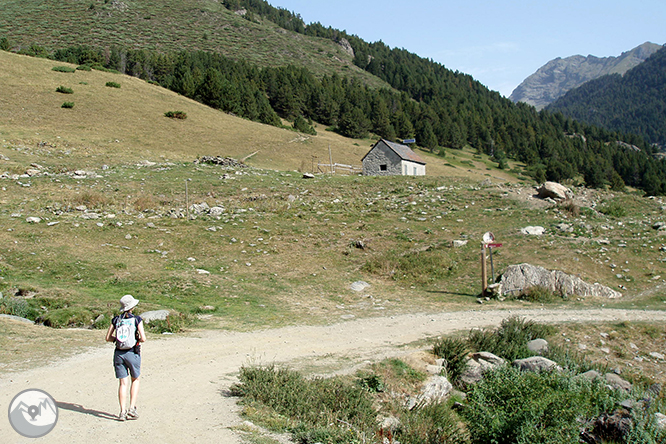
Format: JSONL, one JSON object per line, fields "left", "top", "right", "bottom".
{"left": 380, "top": 164, "right": 387, "bottom": 171}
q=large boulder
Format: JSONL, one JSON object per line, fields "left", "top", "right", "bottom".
{"left": 527, "top": 338, "right": 549, "bottom": 355}
{"left": 499, "top": 263, "right": 622, "bottom": 299}
{"left": 537, "top": 182, "right": 573, "bottom": 200}
{"left": 140, "top": 310, "right": 171, "bottom": 324}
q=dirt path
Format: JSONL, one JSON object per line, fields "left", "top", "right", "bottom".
{"left": 1, "top": 308, "right": 665, "bottom": 444}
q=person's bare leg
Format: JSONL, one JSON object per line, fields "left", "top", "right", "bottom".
{"left": 118, "top": 376, "right": 130, "bottom": 416}
{"left": 129, "top": 376, "right": 140, "bottom": 409}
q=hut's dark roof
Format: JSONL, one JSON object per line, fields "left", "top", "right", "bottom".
{"left": 362, "top": 139, "right": 426, "bottom": 165}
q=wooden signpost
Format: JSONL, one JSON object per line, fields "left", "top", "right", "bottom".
{"left": 481, "top": 232, "right": 503, "bottom": 295}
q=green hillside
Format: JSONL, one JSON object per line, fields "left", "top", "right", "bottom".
{"left": 3, "top": 0, "right": 666, "bottom": 195}
{"left": 0, "top": 0, "right": 386, "bottom": 88}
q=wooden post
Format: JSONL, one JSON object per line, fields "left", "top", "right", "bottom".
{"left": 481, "top": 244, "right": 487, "bottom": 296}
{"left": 185, "top": 179, "right": 190, "bottom": 220}
{"left": 328, "top": 144, "right": 334, "bottom": 174}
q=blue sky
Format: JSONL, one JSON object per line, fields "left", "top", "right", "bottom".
{"left": 272, "top": 1, "right": 666, "bottom": 97}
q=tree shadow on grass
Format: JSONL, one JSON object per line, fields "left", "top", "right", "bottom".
{"left": 56, "top": 401, "right": 117, "bottom": 421}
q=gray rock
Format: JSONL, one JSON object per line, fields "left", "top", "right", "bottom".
{"left": 527, "top": 338, "right": 549, "bottom": 355}
{"left": 649, "top": 352, "right": 665, "bottom": 360}
{"left": 408, "top": 375, "right": 452, "bottom": 409}
{"left": 655, "top": 413, "right": 666, "bottom": 431}
{"left": 521, "top": 226, "right": 545, "bottom": 235}
{"left": 537, "top": 182, "right": 573, "bottom": 200}
{"left": 459, "top": 352, "right": 505, "bottom": 386}
{"left": 604, "top": 373, "right": 632, "bottom": 391}
{"left": 209, "top": 206, "right": 225, "bottom": 218}
{"left": 555, "top": 223, "right": 574, "bottom": 233}
{"left": 350, "top": 281, "right": 370, "bottom": 292}
{"left": 189, "top": 202, "right": 210, "bottom": 215}
{"left": 499, "top": 263, "right": 622, "bottom": 299}
{"left": 576, "top": 370, "right": 602, "bottom": 381}
{"left": 653, "top": 221, "right": 666, "bottom": 231}
{"left": 0, "top": 314, "right": 34, "bottom": 324}
{"left": 452, "top": 239, "right": 468, "bottom": 247}
{"left": 140, "top": 310, "right": 170, "bottom": 324}
{"left": 26, "top": 217, "right": 41, "bottom": 224}
{"left": 513, "top": 356, "right": 561, "bottom": 372}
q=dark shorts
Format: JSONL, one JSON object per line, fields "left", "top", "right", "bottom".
{"left": 113, "top": 348, "right": 141, "bottom": 379}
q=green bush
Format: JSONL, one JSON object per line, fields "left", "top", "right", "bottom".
{"left": 432, "top": 336, "right": 469, "bottom": 384}
{"left": 598, "top": 200, "right": 627, "bottom": 218}
{"left": 231, "top": 365, "right": 376, "bottom": 443}
{"left": 164, "top": 110, "right": 187, "bottom": 120}
{"left": 396, "top": 401, "right": 469, "bottom": 444}
{"left": 76, "top": 64, "right": 92, "bottom": 71}
{"left": 61, "top": 102, "right": 74, "bottom": 109}
{"left": 105, "top": 81, "right": 121, "bottom": 88}
{"left": 41, "top": 307, "right": 94, "bottom": 328}
{"left": 514, "top": 285, "right": 563, "bottom": 303}
{"left": 461, "top": 366, "right": 622, "bottom": 444}
{"left": 467, "top": 316, "right": 556, "bottom": 361}
{"left": 55, "top": 86, "right": 73, "bottom": 94}
{"left": 52, "top": 66, "right": 76, "bottom": 73}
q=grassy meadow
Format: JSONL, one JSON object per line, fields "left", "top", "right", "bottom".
{"left": 1, "top": 50, "right": 665, "bottom": 335}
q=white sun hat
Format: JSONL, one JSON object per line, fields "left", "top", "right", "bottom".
{"left": 119, "top": 294, "right": 139, "bottom": 312}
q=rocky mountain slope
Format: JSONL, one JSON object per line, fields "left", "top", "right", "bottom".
{"left": 510, "top": 42, "right": 662, "bottom": 110}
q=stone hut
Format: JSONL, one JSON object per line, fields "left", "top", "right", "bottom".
{"left": 362, "top": 139, "right": 426, "bottom": 176}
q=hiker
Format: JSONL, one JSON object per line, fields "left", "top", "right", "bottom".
{"left": 105, "top": 294, "right": 147, "bottom": 421}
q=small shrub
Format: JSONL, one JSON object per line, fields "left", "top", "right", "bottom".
{"left": 559, "top": 199, "right": 580, "bottom": 217}
{"left": 143, "top": 313, "right": 193, "bottom": 333}
{"left": 396, "top": 401, "right": 469, "bottom": 444}
{"left": 432, "top": 336, "right": 469, "bottom": 384}
{"left": 0, "top": 297, "right": 37, "bottom": 319}
{"left": 467, "top": 316, "right": 556, "bottom": 361}
{"left": 76, "top": 64, "right": 92, "bottom": 71}
{"left": 52, "top": 66, "right": 76, "bottom": 73}
{"left": 55, "top": 86, "right": 73, "bottom": 94}
{"left": 164, "top": 110, "right": 187, "bottom": 120}
{"left": 515, "top": 285, "right": 562, "bottom": 303}
{"left": 105, "top": 81, "right": 121, "bottom": 88}
{"left": 598, "top": 200, "right": 627, "bottom": 218}
{"left": 61, "top": 102, "right": 74, "bottom": 109}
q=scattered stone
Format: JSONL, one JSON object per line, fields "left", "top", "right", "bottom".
{"left": 526, "top": 338, "right": 549, "bottom": 355}
{"left": 460, "top": 352, "right": 505, "bottom": 386}
{"left": 653, "top": 221, "right": 666, "bottom": 231}
{"left": 555, "top": 223, "right": 574, "bottom": 233}
{"left": 350, "top": 281, "right": 370, "bottom": 292}
{"left": 521, "top": 226, "right": 545, "bottom": 235}
{"left": 209, "top": 206, "right": 225, "bottom": 218}
{"left": 604, "top": 373, "right": 632, "bottom": 391}
{"left": 655, "top": 413, "right": 666, "bottom": 431}
{"left": 649, "top": 352, "right": 665, "bottom": 360}
{"left": 302, "top": 173, "right": 315, "bottom": 179}
{"left": 195, "top": 156, "right": 247, "bottom": 168}
{"left": 25, "top": 217, "right": 41, "bottom": 224}
{"left": 451, "top": 239, "right": 468, "bottom": 247}
{"left": 196, "top": 269, "right": 210, "bottom": 275}
{"left": 577, "top": 370, "right": 602, "bottom": 381}
{"left": 408, "top": 375, "right": 452, "bottom": 409}
{"left": 512, "top": 356, "right": 561, "bottom": 372}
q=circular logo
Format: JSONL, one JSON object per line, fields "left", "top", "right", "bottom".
{"left": 8, "top": 389, "right": 59, "bottom": 438}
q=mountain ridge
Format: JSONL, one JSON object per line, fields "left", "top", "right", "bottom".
{"left": 510, "top": 42, "right": 662, "bottom": 110}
